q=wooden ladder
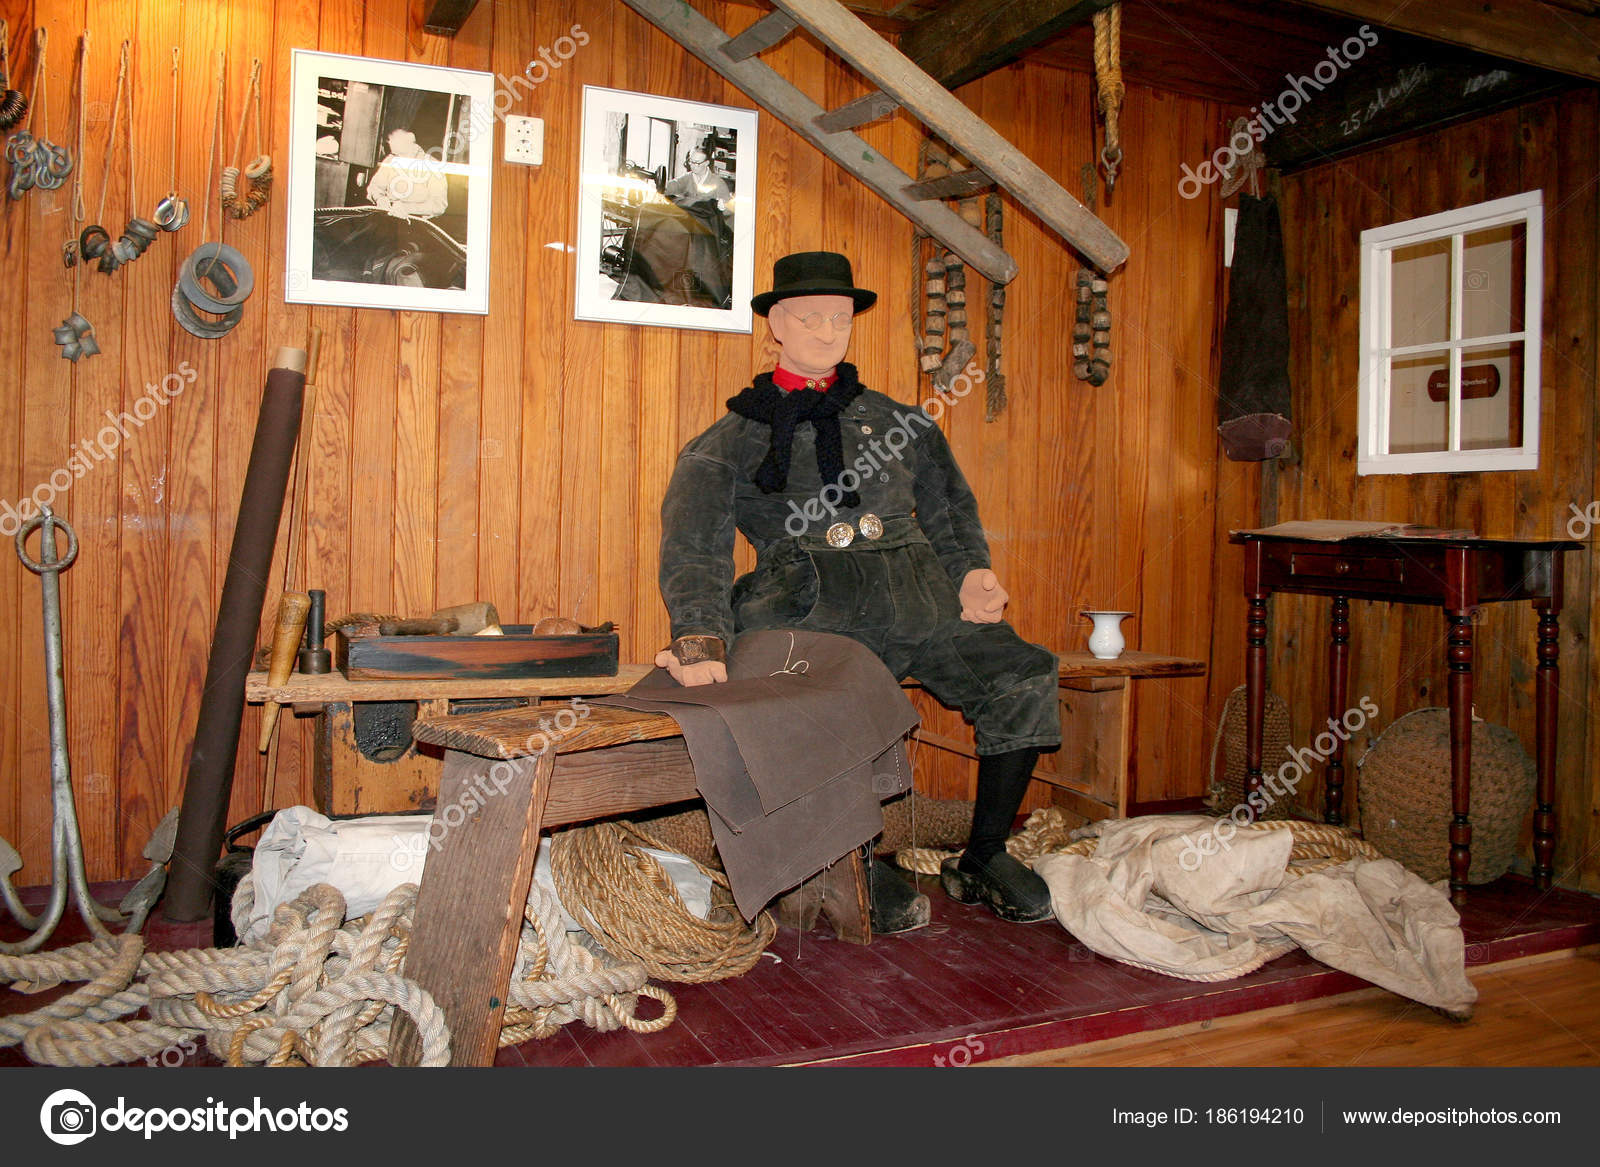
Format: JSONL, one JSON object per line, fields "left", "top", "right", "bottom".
{"left": 618, "top": 0, "right": 1130, "bottom": 282}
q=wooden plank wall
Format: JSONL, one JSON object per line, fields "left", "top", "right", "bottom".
{"left": 0, "top": 0, "right": 1237, "bottom": 882}
{"left": 1275, "top": 91, "right": 1600, "bottom": 892}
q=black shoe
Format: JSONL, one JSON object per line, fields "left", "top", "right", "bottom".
{"left": 867, "top": 854, "right": 931, "bottom": 935}
{"left": 940, "top": 851, "right": 1053, "bottom": 923}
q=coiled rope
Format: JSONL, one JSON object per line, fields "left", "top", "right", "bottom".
{"left": 550, "top": 820, "right": 776, "bottom": 984}
{"left": 2, "top": 874, "right": 676, "bottom": 1067}
{"left": 895, "top": 807, "right": 1381, "bottom": 878}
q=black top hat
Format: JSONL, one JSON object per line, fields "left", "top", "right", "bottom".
{"left": 751, "top": 251, "right": 878, "bottom": 316}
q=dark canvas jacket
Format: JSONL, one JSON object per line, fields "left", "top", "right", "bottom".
{"left": 660, "top": 384, "right": 992, "bottom": 645}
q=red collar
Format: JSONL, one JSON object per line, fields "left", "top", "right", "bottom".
{"left": 771, "top": 365, "right": 838, "bottom": 393}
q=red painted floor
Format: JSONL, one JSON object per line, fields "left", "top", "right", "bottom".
{"left": 4, "top": 872, "right": 1597, "bottom": 1068}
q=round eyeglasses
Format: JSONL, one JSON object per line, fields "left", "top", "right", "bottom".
{"left": 780, "top": 304, "right": 854, "bottom": 332}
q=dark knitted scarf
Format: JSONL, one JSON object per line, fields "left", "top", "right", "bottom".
{"left": 726, "top": 362, "right": 864, "bottom": 507}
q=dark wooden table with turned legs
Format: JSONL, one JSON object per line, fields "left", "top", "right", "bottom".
{"left": 1230, "top": 532, "right": 1581, "bottom": 903}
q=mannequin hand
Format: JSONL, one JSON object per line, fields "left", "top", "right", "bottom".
{"left": 959, "top": 569, "right": 1008, "bottom": 623}
{"left": 654, "top": 648, "right": 728, "bottom": 686}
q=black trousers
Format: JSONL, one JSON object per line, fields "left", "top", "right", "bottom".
{"left": 735, "top": 535, "right": 1060, "bottom": 756}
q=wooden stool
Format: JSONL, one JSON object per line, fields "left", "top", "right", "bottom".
{"left": 389, "top": 703, "right": 867, "bottom": 1066}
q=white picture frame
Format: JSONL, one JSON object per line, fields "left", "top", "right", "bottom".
{"left": 575, "top": 85, "right": 758, "bottom": 332}
{"left": 285, "top": 50, "right": 494, "bottom": 314}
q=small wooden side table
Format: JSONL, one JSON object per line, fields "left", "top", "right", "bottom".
{"left": 1230, "top": 532, "right": 1580, "bottom": 901}
{"left": 905, "top": 651, "right": 1208, "bottom": 821}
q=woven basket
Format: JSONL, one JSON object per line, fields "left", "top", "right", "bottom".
{"left": 1206, "top": 684, "right": 1299, "bottom": 820}
{"left": 1356, "top": 708, "right": 1534, "bottom": 884}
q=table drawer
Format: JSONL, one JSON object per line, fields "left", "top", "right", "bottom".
{"left": 1290, "top": 551, "right": 1406, "bottom": 585}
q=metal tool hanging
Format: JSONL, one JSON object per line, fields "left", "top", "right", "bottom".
{"left": 6, "top": 27, "right": 71, "bottom": 201}
{"left": 0, "top": 508, "right": 176, "bottom": 956}
{"left": 173, "top": 52, "right": 252, "bottom": 339}
{"left": 54, "top": 33, "right": 98, "bottom": 362}
{"left": 153, "top": 48, "right": 189, "bottom": 231}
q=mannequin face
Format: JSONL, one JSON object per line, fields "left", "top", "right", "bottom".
{"left": 768, "top": 293, "right": 854, "bottom": 379}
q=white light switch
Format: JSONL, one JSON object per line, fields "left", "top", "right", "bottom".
{"left": 505, "top": 115, "right": 544, "bottom": 166}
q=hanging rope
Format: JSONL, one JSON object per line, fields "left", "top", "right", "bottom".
{"left": 221, "top": 57, "right": 269, "bottom": 219}
{"left": 50, "top": 32, "right": 96, "bottom": 362}
{"left": 95, "top": 40, "right": 127, "bottom": 226}
{"left": 152, "top": 46, "right": 189, "bottom": 232}
{"left": 200, "top": 51, "right": 223, "bottom": 245}
{"left": 1092, "top": 3, "right": 1124, "bottom": 193}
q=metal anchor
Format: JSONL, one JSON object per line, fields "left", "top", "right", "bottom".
{"left": 0, "top": 508, "right": 176, "bottom": 955}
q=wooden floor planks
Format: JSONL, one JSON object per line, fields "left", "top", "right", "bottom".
{"left": 2, "top": 874, "right": 1596, "bottom": 1069}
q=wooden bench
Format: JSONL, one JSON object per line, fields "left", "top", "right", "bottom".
{"left": 386, "top": 703, "right": 868, "bottom": 1067}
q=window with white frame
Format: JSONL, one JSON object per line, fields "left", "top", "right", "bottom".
{"left": 1358, "top": 190, "right": 1542, "bottom": 475}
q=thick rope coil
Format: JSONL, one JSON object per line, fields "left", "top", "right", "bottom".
{"left": 3, "top": 870, "right": 678, "bottom": 1066}
{"left": 550, "top": 820, "right": 776, "bottom": 984}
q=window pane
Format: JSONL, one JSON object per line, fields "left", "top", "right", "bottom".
{"left": 1462, "top": 222, "right": 1526, "bottom": 340}
{"left": 1459, "top": 340, "right": 1524, "bottom": 451}
{"left": 1387, "top": 351, "right": 1450, "bottom": 453}
{"left": 1389, "top": 239, "right": 1451, "bottom": 347}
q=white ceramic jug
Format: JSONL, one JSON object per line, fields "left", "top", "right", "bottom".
{"left": 1081, "top": 611, "right": 1132, "bottom": 660}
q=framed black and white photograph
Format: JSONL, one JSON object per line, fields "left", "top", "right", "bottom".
{"left": 575, "top": 86, "right": 758, "bottom": 332}
{"left": 285, "top": 50, "right": 494, "bottom": 314}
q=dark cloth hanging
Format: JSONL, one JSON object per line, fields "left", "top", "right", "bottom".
{"left": 1217, "top": 193, "right": 1293, "bottom": 461}
{"left": 597, "top": 629, "right": 918, "bottom": 920}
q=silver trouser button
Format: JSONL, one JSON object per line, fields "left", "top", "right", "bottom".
{"left": 858, "top": 513, "right": 883, "bottom": 540}
{"left": 826, "top": 522, "right": 855, "bottom": 548}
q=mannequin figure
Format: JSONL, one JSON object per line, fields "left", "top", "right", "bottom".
{"left": 656, "top": 251, "right": 1060, "bottom": 925}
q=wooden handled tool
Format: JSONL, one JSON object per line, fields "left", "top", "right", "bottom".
{"left": 379, "top": 601, "right": 501, "bottom": 637}
{"left": 257, "top": 591, "right": 311, "bottom": 752}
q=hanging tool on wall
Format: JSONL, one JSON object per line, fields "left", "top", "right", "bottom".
{"left": 0, "top": 21, "right": 28, "bottom": 130}
{"left": 53, "top": 32, "right": 98, "bottom": 362}
{"left": 1072, "top": 164, "right": 1112, "bottom": 387}
{"left": 221, "top": 58, "right": 270, "bottom": 220}
{"left": 5, "top": 27, "right": 69, "bottom": 201}
{"left": 1092, "top": 2, "right": 1125, "bottom": 197}
{"left": 86, "top": 41, "right": 158, "bottom": 275}
{"left": 0, "top": 508, "right": 177, "bottom": 954}
{"left": 983, "top": 191, "right": 1006, "bottom": 420}
{"left": 154, "top": 48, "right": 190, "bottom": 231}
{"left": 173, "top": 52, "right": 252, "bottom": 340}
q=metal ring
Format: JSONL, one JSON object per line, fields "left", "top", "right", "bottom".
{"left": 16, "top": 510, "right": 80, "bottom": 574}
{"left": 154, "top": 196, "right": 190, "bottom": 231}
{"left": 179, "top": 242, "right": 254, "bottom": 312}
{"left": 244, "top": 154, "right": 272, "bottom": 181}
{"left": 171, "top": 269, "right": 243, "bottom": 339}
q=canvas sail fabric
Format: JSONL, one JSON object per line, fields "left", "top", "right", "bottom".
{"left": 1035, "top": 815, "right": 1477, "bottom": 1017}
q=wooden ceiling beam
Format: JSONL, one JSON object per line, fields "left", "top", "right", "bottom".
{"left": 898, "top": 0, "right": 1119, "bottom": 90}
{"left": 1283, "top": 0, "right": 1600, "bottom": 81}
{"left": 770, "top": 0, "right": 1129, "bottom": 271}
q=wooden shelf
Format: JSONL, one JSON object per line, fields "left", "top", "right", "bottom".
{"left": 244, "top": 664, "right": 651, "bottom": 704}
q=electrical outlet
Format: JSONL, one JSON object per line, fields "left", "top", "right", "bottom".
{"left": 504, "top": 115, "right": 544, "bottom": 166}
